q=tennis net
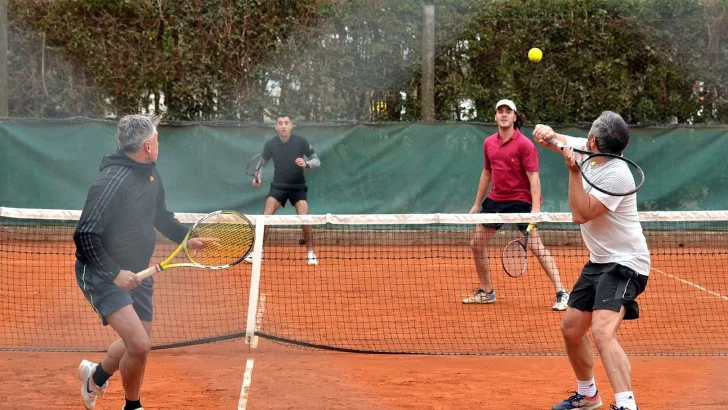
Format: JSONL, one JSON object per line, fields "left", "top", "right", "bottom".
{"left": 1, "top": 207, "right": 727, "bottom": 355}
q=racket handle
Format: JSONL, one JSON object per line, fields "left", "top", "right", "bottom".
{"left": 136, "top": 264, "right": 161, "bottom": 280}
{"left": 547, "top": 139, "right": 566, "bottom": 149}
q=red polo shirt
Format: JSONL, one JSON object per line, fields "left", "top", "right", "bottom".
{"left": 483, "top": 129, "right": 539, "bottom": 204}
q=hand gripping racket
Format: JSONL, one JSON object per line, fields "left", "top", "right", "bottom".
{"left": 245, "top": 153, "right": 263, "bottom": 184}
{"left": 136, "top": 210, "right": 254, "bottom": 280}
{"left": 501, "top": 223, "right": 535, "bottom": 278}
{"left": 549, "top": 139, "right": 644, "bottom": 196}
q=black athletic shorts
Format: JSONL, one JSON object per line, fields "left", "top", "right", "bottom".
{"left": 269, "top": 185, "right": 308, "bottom": 207}
{"left": 568, "top": 261, "right": 649, "bottom": 320}
{"left": 75, "top": 259, "right": 154, "bottom": 326}
{"left": 480, "top": 197, "right": 532, "bottom": 234}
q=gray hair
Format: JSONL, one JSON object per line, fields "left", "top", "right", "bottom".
{"left": 589, "top": 111, "right": 630, "bottom": 155}
{"left": 117, "top": 114, "right": 160, "bottom": 153}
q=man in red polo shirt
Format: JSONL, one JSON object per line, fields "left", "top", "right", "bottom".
{"left": 462, "top": 99, "right": 569, "bottom": 310}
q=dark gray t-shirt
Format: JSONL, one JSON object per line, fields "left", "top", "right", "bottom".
{"left": 262, "top": 134, "right": 316, "bottom": 188}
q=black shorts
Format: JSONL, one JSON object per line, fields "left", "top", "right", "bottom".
{"left": 75, "top": 259, "right": 154, "bottom": 326}
{"left": 480, "top": 197, "right": 532, "bottom": 233}
{"left": 568, "top": 261, "right": 649, "bottom": 320}
{"left": 269, "top": 186, "right": 308, "bottom": 207}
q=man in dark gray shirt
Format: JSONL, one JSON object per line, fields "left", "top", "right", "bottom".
{"left": 247, "top": 114, "right": 321, "bottom": 265}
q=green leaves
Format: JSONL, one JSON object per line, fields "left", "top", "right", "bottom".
{"left": 6, "top": 0, "right": 727, "bottom": 123}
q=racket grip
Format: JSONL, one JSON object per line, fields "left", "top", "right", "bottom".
{"left": 136, "top": 264, "right": 161, "bottom": 280}
{"left": 547, "top": 139, "right": 566, "bottom": 149}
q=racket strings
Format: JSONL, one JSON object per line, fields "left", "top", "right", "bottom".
{"left": 245, "top": 154, "right": 263, "bottom": 176}
{"left": 186, "top": 213, "right": 254, "bottom": 267}
{"left": 501, "top": 241, "right": 528, "bottom": 277}
{"left": 581, "top": 155, "right": 643, "bottom": 196}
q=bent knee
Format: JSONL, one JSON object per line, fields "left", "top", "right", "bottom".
{"left": 560, "top": 321, "right": 578, "bottom": 340}
{"left": 126, "top": 337, "right": 151, "bottom": 356}
{"left": 561, "top": 319, "right": 587, "bottom": 341}
{"left": 591, "top": 326, "right": 617, "bottom": 348}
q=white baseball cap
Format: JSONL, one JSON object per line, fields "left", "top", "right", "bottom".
{"left": 495, "top": 99, "right": 517, "bottom": 112}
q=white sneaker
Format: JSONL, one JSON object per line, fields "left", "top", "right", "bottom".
{"left": 461, "top": 289, "right": 496, "bottom": 304}
{"left": 78, "top": 360, "right": 107, "bottom": 410}
{"left": 306, "top": 252, "right": 318, "bottom": 266}
{"left": 552, "top": 291, "right": 570, "bottom": 311}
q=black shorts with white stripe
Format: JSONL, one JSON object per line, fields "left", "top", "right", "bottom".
{"left": 567, "top": 261, "right": 649, "bottom": 320}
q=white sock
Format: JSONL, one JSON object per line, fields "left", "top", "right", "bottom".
{"left": 615, "top": 391, "right": 637, "bottom": 410}
{"left": 577, "top": 377, "right": 598, "bottom": 397}
{"left": 307, "top": 251, "right": 316, "bottom": 258}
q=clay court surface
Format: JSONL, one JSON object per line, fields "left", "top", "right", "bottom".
{"left": 2, "top": 340, "right": 728, "bottom": 409}
{"left": 2, "top": 228, "right": 727, "bottom": 409}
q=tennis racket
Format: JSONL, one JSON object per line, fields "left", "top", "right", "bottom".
{"left": 549, "top": 139, "right": 644, "bottom": 196}
{"left": 245, "top": 153, "right": 263, "bottom": 183}
{"left": 136, "top": 210, "right": 254, "bottom": 280}
{"left": 501, "top": 223, "right": 535, "bottom": 278}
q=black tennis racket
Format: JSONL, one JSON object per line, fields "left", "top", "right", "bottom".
{"left": 549, "top": 139, "right": 644, "bottom": 196}
{"left": 501, "top": 223, "right": 535, "bottom": 278}
{"left": 245, "top": 153, "right": 263, "bottom": 183}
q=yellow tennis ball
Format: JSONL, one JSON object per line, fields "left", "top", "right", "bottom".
{"left": 528, "top": 48, "right": 543, "bottom": 63}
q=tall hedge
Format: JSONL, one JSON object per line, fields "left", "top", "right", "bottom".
{"left": 7, "top": 0, "right": 727, "bottom": 124}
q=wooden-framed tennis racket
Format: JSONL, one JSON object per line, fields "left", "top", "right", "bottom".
{"left": 245, "top": 153, "right": 263, "bottom": 183}
{"left": 501, "top": 223, "right": 536, "bottom": 278}
{"left": 549, "top": 139, "right": 644, "bottom": 196}
{"left": 136, "top": 210, "right": 254, "bottom": 280}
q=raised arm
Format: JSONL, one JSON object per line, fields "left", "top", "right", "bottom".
{"left": 532, "top": 124, "right": 588, "bottom": 153}
{"left": 560, "top": 146, "right": 610, "bottom": 224}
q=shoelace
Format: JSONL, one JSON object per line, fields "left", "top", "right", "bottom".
{"left": 565, "top": 390, "right": 586, "bottom": 403}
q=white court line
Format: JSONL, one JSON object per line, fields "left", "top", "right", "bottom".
{"left": 237, "top": 359, "right": 255, "bottom": 410}
{"left": 651, "top": 267, "right": 728, "bottom": 302}
{"left": 250, "top": 293, "right": 266, "bottom": 348}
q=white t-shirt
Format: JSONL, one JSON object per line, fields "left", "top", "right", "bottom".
{"left": 563, "top": 136, "right": 651, "bottom": 276}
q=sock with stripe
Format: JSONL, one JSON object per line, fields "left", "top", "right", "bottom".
{"left": 615, "top": 391, "right": 637, "bottom": 410}
{"left": 577, "top": 377, "right": 598, "bottom": 397}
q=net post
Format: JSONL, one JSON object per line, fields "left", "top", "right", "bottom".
{"left": 245, "top": 216, "right": 266, "bottom": 346}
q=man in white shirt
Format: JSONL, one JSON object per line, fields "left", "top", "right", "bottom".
{"left": 533, "top": 111, "right": 650, "bottom": 410}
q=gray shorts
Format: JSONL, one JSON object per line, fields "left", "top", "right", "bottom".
{"left": 75, "top": 259, "right": 154, "bottom": 326}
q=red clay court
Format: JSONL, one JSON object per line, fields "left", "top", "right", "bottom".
{"left": 1, "top": 211, "right": 727, "bottom": 409}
